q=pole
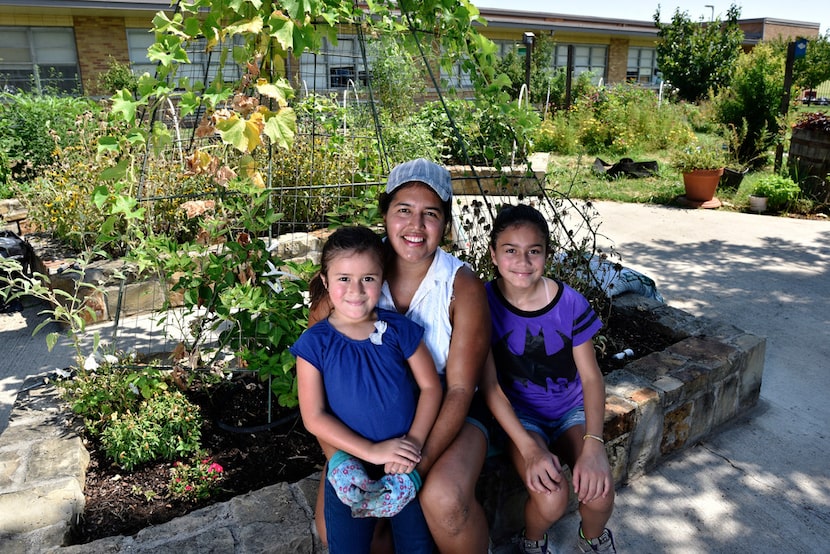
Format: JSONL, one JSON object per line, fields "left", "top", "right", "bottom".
{"left": 565, "top": 45, "right": 574, "bottom": 110}
{"left": 774, "top": 41, "right": 796, "bottom": 172}
{"left": 522, "top": 32, "right": 535, "bottom": 99}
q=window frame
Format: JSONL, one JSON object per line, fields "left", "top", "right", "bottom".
{"left": 0, "top": 26, "right": 81, "bottom": 94}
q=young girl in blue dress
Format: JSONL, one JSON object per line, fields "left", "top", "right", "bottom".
{"left": 481, "top": 204, "right": 617, "bottom": 553}
{"left": 290, "top": 226, "right": 442, "bottom": 554}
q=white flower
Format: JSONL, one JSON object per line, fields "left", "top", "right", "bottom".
{"left": 84, "top": 354, "right": 99, "bottom": 371}
{"left": 104, "top": 354, "right": 119, "bottom": 365}
{"left": 128, "top": 383, "right": 140, "bottom": 395}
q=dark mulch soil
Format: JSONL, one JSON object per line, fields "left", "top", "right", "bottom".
{"left": 72, "top": 378, "right": 326, "bottom": 544}
{"left": 71, "top": 307, "right": 675, "bottom": 545}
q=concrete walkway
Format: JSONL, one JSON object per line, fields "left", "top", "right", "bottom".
{"left": 2, "top": 202, "right": 830, "bottom": 552}
{"left": 543, "top": 202, "right": 830, "bottom": 553}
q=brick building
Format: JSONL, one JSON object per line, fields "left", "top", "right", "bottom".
{"left": 0, "top": 0, "right": 821, "bottom": 96}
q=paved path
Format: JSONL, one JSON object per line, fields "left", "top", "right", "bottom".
{"left": 542, "top": 203, "right": 830, "bottom": 553}
{"left": 3, "top": 202, "right": 830, "bottom": 552}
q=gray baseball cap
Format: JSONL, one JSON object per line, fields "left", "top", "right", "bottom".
{"left": 385, "top": 158, "right": 452, "bottom": 202}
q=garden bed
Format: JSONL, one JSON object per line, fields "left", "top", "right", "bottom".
{"left": 69, "top": 299, "right": 675, "bottom": 544}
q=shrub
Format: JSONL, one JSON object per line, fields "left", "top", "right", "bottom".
{"left": 537, "top": 85, "right": 695, "bottom": 156}
{"left": 712, "top": 43, "right": 785, "bottom": 166}
{"left": 101, "top": 390, "right": 203, "bottom": 470}
{"left": 169, "top": 457, "right": 225, "bottom": 501}
{"left": 752, "top": 174, "right": 801, "bottom": 211}
{"left": 58, "top": 362, "right": 170, "bottom": 437}
{"left": 97, "top": 56, "right": 139, "bottom": 96}
{"left": 0, "top": 92, "right": 100, "bottom": 183}
{"left": 21, "top": 110, "right": 215, "bottom": 254}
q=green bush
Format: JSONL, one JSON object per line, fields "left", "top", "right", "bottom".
{"left": 413, "top": 98, "right": 539, "bottom": 166}
{"left": 752, "top": 174, "right": 801, "bottom": 211}
{"left": 59, "top": 363, "right": 170, "bottom": 437}
{"left": 535, "top": 85, "right": 695, "bottom": 156}
{"left": 712, "top": 43, "right": 785, "bottom": 166}
{"left": 0, "top": 92, "right": 100, "bottom": 183}
{"left": 97, "top": 56, "right": 139, "bottom": 96}
{"left": 101, "top": 390, "right": 203, "bottom": 471}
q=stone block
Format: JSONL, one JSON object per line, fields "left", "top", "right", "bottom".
{"left": 669, "top": 363, "right": 714, "bottom": 402}
{"left": 712, "top": 375, "right": 740, "bottom": 428}
{"left": 651, "top": 375, "right": 684, "bottom": 406}
{"left": 623, "top": 350, "right": 685, "bottom": 384}
{"left": 0, "top": 479, "right": 84, "bottom": 534}
{"left": 737, "top": 335, "right": 766, "bottom": 410}
{"left": 0, "top": 450, "right": 21, "bottom": 489}
{"left": 661, "top": 402, "right": 692, "bottom": 455}
{"left": 667, "top": 336, "right": 737, "bottom": 368}
{"left": 687, "top": 389, "right": 715, "bottom": 443}
{"left": 140, "top": 527, "right": 236, "bottom": 553}
{"left": 270, "top": 232, "right": 324, "bottom": 260}
{"left": 603, "top": 394, "right": 636, "bottom": 438}
{"left": 625, "top": 387, "right": 663, "bottom": 479}
{"left": 105, "top": 279, "right": 168, "bottom": 317}
{"left": 26, "top": 437, "right": 89, "bottom": 483}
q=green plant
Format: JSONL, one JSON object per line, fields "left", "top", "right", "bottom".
{"left": 169, "top": 457, "right": 225, "bottom": 501}
{"left": 751, "top": 174, "right": 801, "bottom": 211}
{"left": 101, "top": 389, "right": 202, "bottom": 470}
{"left": 671, "top": 142, "right": 727, "bottom": 173}
{"left": 653, "top": 4, "right": 744, "bottom": 103}
{"left": 0, "top": 247, "right": 119, "bottom": 369}
{"left": 712, "top": 42, "right": 785, "bottom": 166}
{"left": 97, "top": 56, "right": 139, "bottom": 95}
{"left": 0, "top": 92, "right": 100, "bottom": 183}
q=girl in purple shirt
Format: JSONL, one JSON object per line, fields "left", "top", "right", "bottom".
{"left": 481, "top": 204, "right": 617, "bottom": 554}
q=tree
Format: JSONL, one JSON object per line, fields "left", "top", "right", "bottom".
{"left": 713, "top": 43, "right": 785, "bottom": 165}
{"left": 653, "top": 4, "right": 744, "bottom": 103}
{"left": 494, "top": 34, "right": 557, "bottom": 105}
{"left": 794, "top": 31, "right": 830, "bottom": 95}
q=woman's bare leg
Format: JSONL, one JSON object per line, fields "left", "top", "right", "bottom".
{"left": 419, "top": 423, "right": 489, "bottom": 554}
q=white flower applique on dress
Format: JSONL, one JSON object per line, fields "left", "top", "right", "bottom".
{"left": 369, "top": 320, "right": 387, "bottom": 345}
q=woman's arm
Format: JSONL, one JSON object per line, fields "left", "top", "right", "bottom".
{"left": 404, "top": 341, "right": 443, "bottom": 449}
{"left": 480, "top": 352, "right": 563, "bottom": 493}
{"left": 296, "top": 357, "right": 421, "bottom": 467}
{"left": 417, "top": 266, "right": 490, "bottom": 475}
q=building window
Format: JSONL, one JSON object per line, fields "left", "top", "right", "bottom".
{"left": 0, "top": 27, "right": 80, "bottom": 93}
{"left": 126, "top": 29, "right": 245, "bottom": 86}
{"left": 553, "top": 44, "right": 607, "bottom": 84}
{"left": 627, "top": 47, "right": 657, "bottom": 85}
{"left": 299, "top": 37, "right": 369, "bottom": 92}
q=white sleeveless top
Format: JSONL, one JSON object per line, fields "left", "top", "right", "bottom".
{"left": 379, "top": 248, "right": 464, "bottom": 375}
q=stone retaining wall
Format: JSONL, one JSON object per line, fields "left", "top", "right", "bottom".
{"left": 0, "top": 293, "right": 765, "bottom": 552}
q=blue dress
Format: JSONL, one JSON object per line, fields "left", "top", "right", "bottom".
{"left": 289, "top": 308, "right": 424, "bottom": 442}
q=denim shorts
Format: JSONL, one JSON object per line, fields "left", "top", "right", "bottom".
{"left": 517, "top": 406, "right": 586, "bottom": 446}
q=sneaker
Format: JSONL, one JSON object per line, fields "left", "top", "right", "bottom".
{"left": 577, "top": 527, "right": 616, "bottom": 553}
{"left": 518, "top": 531, "right": 548, "bottom": 554}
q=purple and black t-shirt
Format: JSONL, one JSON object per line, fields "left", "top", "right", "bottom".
{"left": 485, "top": 279, "right": 603, "bottom": 421}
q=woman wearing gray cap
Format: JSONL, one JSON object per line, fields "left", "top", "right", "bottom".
{"left": 310, "top": 158, "right": 492, "bottom": 553}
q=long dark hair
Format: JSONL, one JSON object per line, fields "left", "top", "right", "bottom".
{"left": 308, "top": 226, "right": 385, "bottom": 312}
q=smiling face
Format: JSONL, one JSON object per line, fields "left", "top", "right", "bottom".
{"left": 489, "top": 222, "right": 548, "bottom": 292}
{"left": 382, "top": 183, "right": 447, "bottom": 266}
{"left": 323, "top": 250, "right": 384, "bottom": 324}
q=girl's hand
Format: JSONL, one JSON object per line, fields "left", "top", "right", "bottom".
{"left": 368, "top": 437, "right": 422, "bottom": 469}
{"left": 572, "top": 442, "right": 612, "bottom": 503}
{"left": 522, "top": 446, "right": 564, "bottom": 494}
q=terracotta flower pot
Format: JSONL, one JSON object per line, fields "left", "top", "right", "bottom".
{"left": 682, "top": 168, "right": 724, "bottom": 202}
